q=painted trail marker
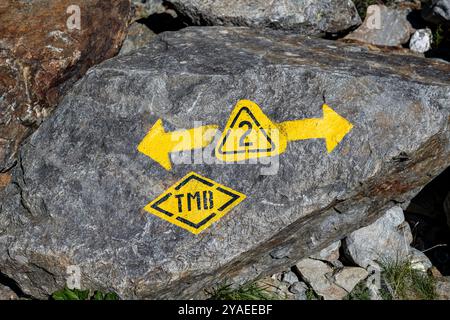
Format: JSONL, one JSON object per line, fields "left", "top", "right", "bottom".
{"left": 138, "top": 99, "right": 353, "bottom": 168}
{"left": 144, "top": 172, "right": 246, "bottom": 234}
{"left": 216, "top": 100, "right": 353, "bottom": 162}
{"left": 215, "top": 100, "right": 287, "bottom": 162}
{"left": 137, "top": 119, "right": 218, "bottom": 171}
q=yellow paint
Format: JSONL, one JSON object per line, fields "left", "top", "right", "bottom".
{"left": 137, "top": 119, "right": 218, "bottom": 171}
{"left": 278, "top": 104, "right": 354, "bottom": 153}
{"left": 144, "top": 172, "right": 246, "bottom": 234}
{"left": 215, "top": 100, "right": 288, "bottom": 162}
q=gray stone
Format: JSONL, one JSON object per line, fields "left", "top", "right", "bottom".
{"left": 257, "top": 276, "right": 292, "bottom": 299}
{"left": 334, "top": 267, "right": 368, "bottom": 293}
{"left": 132, "top": 0, "right": 168, "bottom": 20}
{"left": 409, "top": 248, "right": 433, "bottom": 272}
{"left": 295, "top": 258, "right": 347, "bottom": 300}
{"left": 119, "top": 23, "right": 157, "bottom": 56}
{"left": 343, "top": 207, "right": 414, "bottom": 268}
{"left": 422, "top": 0, "right": 450, "bottom": 26}
{"left": 435, "top": 277, "right": 450, "bottom": 300}
{"left": 281, "top": 271, "right": 299, "bottom": 285}
{"left": 310, "top": 240, "right": 341, "bottom": 262}
{"left": 288, "top": 281, "right": 308, "bottom": 300}
{"left": 344, "top": 5, "right": 415, "bottom": 46}
{"left": 0, "top": 27, "right": 450, "bottom": 299}
{"left": 134, "top": 0, "right": 361, "bottom": 34}
{"left": 409, "top": 29, "right": 433, "bottom": 54}
{"left": 0, "top": 284, "right": 18, "bottom": 300}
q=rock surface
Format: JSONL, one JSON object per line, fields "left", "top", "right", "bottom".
{"left": 344, "top": 5, "right": 414, "bottom": 46}
{"left": 288, "top": 281, "right": 308, "bottom": 300}
{"left": 409, "top": 28, "right": 433, "bottom": 54}
{"left": 119, "top": 23, "right": 156, "bottom": 55}
{"left": 295, "top": 259, "right": 347, "bottom": 300}
{"left": 0, "top": 284, "right": 17, "bottom": 300}
{"left": 133, "top": 0, "right": 361, "bottom": 34}
{"left": 334, "top": 267, "right": 368, "bottom": 293}
{"left": 0, "top": 0, "right": 131, "bottom": 172}
{"left": 0, "top": 27, "right": 449, "bottom": 299}
{"left": 310, "top": 240, "right": 341, "bottom": 262}
{"left": 343, "top": 207, "right": 412, "bottom": 268}
{"left": 435, "top": 277, "right": 450, "bottom": 300}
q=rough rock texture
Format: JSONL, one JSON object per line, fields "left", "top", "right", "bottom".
{"left": 0, "top": 284, "right": 17, "bottom": 300}
{"left": 435, "top": 277, "right": 450, "bottom": 300}
{"left": 344, "top": 5, "right": 414, "bottom": 46}
{"left": 132, "top": 0, "right": 169, "bottom": 20}
{"left": 344, "top": 207, "right": 411, "bottom": 268}
{"left": 0, "top": 27, "right": 449, "bottom": 299}
{"left": 343, "top": 206, "right": 432, "bottom": 270}
{"left": 281, "top": 271, "right": 298, "bottom": 285}
{"left": 409, "top": 28, "right": 433, "bottom": 54}
{"left": 133, "top": 0, "right": 361, "bottom": 34}
{"left": 119, "top": 23, "right": 156, "bottom": 55}
{"left": 422, "top": 0, "right": 450, "bottom": 26}
{"left": 310, "top": 240, "right": 341, "bottom": 262}
{"left": 295, "top": 259, "right": 347, "bottom": 300}
{"left": 0, "top": 0, "right": 131, "bottom": 173}
{"left": 334, "top": 267, "right": 368, "bottom": 293}
{"left": 288, "top": 281, "right": 308, "bottom": 300}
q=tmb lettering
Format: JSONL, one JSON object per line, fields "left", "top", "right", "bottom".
{"left": 175, "top": 191, "right": 214, "bottom": 212}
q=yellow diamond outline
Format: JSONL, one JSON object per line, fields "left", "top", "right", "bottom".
{"left": 143, "top": 172, "right": 246, "bottom": 235}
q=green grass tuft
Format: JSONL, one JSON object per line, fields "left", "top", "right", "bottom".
{"left": 206, "top": 281, "right": 281, "bottom": 300}
{"left": 345, "top": 281, "right": 372, "bottom": 300}
{"left": 379, "top": 259, "right": 436, "bottom": 300}
{"left": 51, "top": 287, "right": 119, "bottom": 300}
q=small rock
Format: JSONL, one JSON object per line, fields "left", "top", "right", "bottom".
{"left": 334, "top": 267, "right": 369, "bottom": 293}
{"left": 310, "top": 240, "right": 341, "bottom": 262}
{"left": 281, "top": 271, "right": 299, "bottom": 285}
{"left": 295, "top": 259, "right": 347, "bottom": 300}
{"left": 343, "top": 206, "right": 413, "bottom": 268}
{"left": 288, "top": 282, "right": 308, "bottom": 300}
{"left": 344, "top": 5, "right": 415, "bottom": 46}
{"left": 409, "top": 248, "right": 433, "bottom": 272}
{"left": 119, "top": 23, "right": 156, "bottom": 55}
{"left": 435, "top": 277, "right": 450, "bottom": 300}
{"left": 0, "top": 284, "right": 18, "bottom": 300}
{"left": 409, "top": 29, "right": 433, "bottom": 53}
{"left": 257, "top": 277, "right": 292, "bottom": 299}
{"left": 132, "top": 0, "right": 167, "bottom": 20}
{"left": 422, "top": 0, "right": 450, "bottom": 26}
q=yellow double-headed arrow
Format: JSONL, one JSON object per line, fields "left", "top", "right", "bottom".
{"left": 138, "top": 100, "right": 353, "bottom": 171}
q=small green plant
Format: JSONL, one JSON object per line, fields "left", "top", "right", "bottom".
{"left": 206, "top": 281, "right": 280, "bottom": 300}
{"left": 345, "top": 281, "right": 371, "bottom": 300}
{"left": 51, "top": 287, "right": 119, "bottom": 300}
{"left": 305, "top": 287, "right": 320, "bottom": 300}
{"left": 433, "top": 25, "right": 444, "bottom": 49}
{"left": 379, "top": 259, "right": 436, "bottom": 300}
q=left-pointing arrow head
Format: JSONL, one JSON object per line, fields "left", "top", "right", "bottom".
{"left": 137, "top": 119, "right": 218, "bottom": 171}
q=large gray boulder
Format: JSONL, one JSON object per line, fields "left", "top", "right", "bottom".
{"left": 133, "top": 0, "right": 361, "bottom": 34}
{"left": 0, "top": 27, "right": 450, "bottom": 299}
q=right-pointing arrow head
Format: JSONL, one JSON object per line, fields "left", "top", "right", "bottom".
{"left": 321, "top": 104, "right": 353, "bottom": 153}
